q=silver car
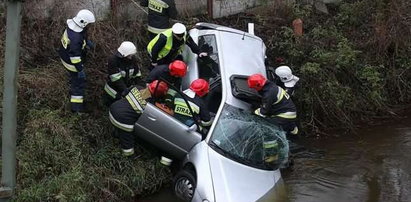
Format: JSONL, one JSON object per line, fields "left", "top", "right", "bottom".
{"left": 134, "top": 23, "right": 289, "bottom": 202}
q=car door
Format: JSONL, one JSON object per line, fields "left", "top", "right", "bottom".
{"left": 134, "top": 83, "right": 203, "bottom": 160}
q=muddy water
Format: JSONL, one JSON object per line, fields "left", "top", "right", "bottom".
{"left": 285, "top": 117, "right": 411, "bottom": 202}
{"left": 140, "top": 117, "right": 411, "bottom": 202}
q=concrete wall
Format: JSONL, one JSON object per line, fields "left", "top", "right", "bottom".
{"left": 23, "top": 0, "right": 207, "bottom": 20}
{"left": 212, "top": 0, "right": 274, "bottom": 18}
{"left": 22, "top": 0, "right": 282, "bottom": 20}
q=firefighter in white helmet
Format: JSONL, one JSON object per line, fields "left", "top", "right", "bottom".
{"left": 147, "top": 23, "right": 208, "bottom": 71}
{"left": 103, "top": 41, "right": 142, "bottom": 106}
{"left": 58, "top": 9, "right": 96, "bottom": 112}
{"left": 274, "top": 66, "right": 300, "bottom": 96}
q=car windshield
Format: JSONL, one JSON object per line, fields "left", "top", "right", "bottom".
{"left": 209, "top": 104, "right": 289, "bottom": 170}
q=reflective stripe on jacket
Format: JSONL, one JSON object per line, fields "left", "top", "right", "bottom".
{"left": 173, "top": 89, "right": 212, "bottom": 127}
{"left": 125, "top": 87, "right": 147, "bottom": 113}
{"left": 109, "top": 111, "right": 134, "bottom": 132}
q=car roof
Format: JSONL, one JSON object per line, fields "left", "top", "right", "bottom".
{"left": 194, "top": 23, "right": 267, "bottom": 108}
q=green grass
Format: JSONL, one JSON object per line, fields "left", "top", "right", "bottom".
{"left": 1, "top": 0, "right": 411, "bottom": 200}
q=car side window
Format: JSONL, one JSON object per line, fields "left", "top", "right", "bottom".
{"left": 198, "top": 34, "right": 223, "bottom": 114}
{"left": 198, "top": 35, "right": 220, "bottom": 80}
{"left": 151, "top": 80, "right": 199, "bottom": 127}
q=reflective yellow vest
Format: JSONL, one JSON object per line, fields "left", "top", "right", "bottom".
{"left": 147, "top": 29, "right": 187, "bottom": 61}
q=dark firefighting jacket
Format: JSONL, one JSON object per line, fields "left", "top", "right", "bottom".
{"left": 104, "top": 52, "right": 141, "bottom": 99}
{"left": 257, "top": 81, "right": 297, "bottom": 119}
{"left": 146, "top": 64, "right": 181, "bottom": 88}
{"left": 140, "top": 0, "right": 178, "bottom": 34}
{"left": 58, "top": 28, "right": 87, "bottom": 72}
{"left": 174, "top": 89, "right": 212, "bottom": 127}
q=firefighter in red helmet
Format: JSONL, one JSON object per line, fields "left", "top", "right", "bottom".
{"left": 247, "top": 74, "right": 298, "bottom": 137}
{"left": 174, "top": 78, "right": 212, "bottom": 128}
{"left": 109, "top": 80, "right": 169, "bottom": 157}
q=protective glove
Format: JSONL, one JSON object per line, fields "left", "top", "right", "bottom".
{"left": 77, "top": 71, "right": 86, "bottom": 79}
{"left": 121, "top": 88, "right": 131, "bottom": 97}
{"left": 86, "top": 40, "right": 96, "bottom": 50}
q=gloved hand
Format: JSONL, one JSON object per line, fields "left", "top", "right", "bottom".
{"left": 198, "top": 52, "right": 208, "bottom": 58}
{"left": 86, "top": 40, "right": 96, "bottom": 50}
{"left": 77, "top": 71, "right": 86, "bottom": 79}
{"left": 121, "top": 88, "right": 131, "bottom": 97}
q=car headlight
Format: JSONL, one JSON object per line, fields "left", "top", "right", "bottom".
{"left": 203, "top": 200, "right": 210, "bottom": 202}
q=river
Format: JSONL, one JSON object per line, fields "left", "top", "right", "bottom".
{"left": 138, "top": 116, "right": 411, "bottom": 202}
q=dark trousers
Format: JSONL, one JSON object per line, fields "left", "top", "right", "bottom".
{"left": 102, "top": 92, "right": 120, "bottom": 107}
{"left": 109, "top": 99, "right": 141, "bottom": 150}
{"left": 68, "top": 71, "right": 85, "bottom": 112}
{"left": 267, "top": 116, "right": 298, "bottom": 139}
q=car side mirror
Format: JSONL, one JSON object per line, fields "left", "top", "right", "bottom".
{"left": 187, "top": 124, "right": 197, "bottom": 132}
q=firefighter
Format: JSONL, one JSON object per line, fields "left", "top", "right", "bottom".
{"left": 146, "top": 60, "right": 187, "bottom": 88}
{"left": 109, "top": 80, "right": 169, "bottom": 157}
{"left": 174, "top": 78, "right": 212, "bottom": 128}
{"left": 103, "top": 41, "right": 142, "bottom": 107}
{"left": 58, "top": 9, "right": 96, "bottom": 112}
{"left": 274, "top": 66, "right": 300, "bottom": 96}
{"left": 147, "top": 22, "right": 208, "bottom": 71}
{"left": 247, "top": 74, "right": 298, "bottom": 137}
{"left": 140, "top": 0, "right": 178, "bottom": 40}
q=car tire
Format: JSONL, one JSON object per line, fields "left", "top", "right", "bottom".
{"left": 173, "top": 169, "right": 196, "bottom": 201}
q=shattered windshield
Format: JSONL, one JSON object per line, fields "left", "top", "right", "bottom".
{"left": 209, "top": 104, "right": 289, "bottom": 170}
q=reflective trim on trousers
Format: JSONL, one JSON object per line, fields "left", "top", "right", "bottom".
{"left": 61, "top": 59, "right": 78, "bottom": 72}
{"left": 290, "top": 126, "right": 299, "bottom": 135}
{"left": 122, "top": 148, "right": 135, "bottom": 156}
{"left": 70, "top": 56, "right": 82, "bottom": 64}
{"left": 201, "top": 120, "right": 212, "bottom": 127}
{"left": 274, "top": 111, "right": 297, "bottom": 119}
{"left": 109, "top": 111, "right": 134, "bottom": 132}
{"left": 104, "top": 83, "right": 118, "bottom": 98}
{"left": 70, "top": 95, "right": 83, "bottom": 103}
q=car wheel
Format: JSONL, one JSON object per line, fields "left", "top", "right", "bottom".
{"left": 173, "top": 169, "right": 196, "bottom": 201}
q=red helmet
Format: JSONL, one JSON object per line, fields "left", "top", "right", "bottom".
{"left": 190, "top": 79, "right": 209, "bottom": 97}
{"left": 169, "top": 60, "right": 187, "bottom": 77}
{"left": 247, "top": 74, "right": 267, "bottom": 91}
{"left": 148, "top": 80, "right": 169, "bottom": 97}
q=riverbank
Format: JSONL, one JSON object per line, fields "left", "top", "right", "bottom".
{"left": 1, "top": 0, "right": 411, "bottom": 200}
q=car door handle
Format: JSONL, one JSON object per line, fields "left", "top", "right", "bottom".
{"left": 147, "top": 116, "right": 156, "bottom": 121}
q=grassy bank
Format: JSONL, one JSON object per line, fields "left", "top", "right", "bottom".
{"left": 0, "top": 0, "right": 410, "bottom": 200}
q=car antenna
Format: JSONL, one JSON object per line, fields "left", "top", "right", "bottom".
{"left": 242, "top": 31, "right": 245, "bottom": 40}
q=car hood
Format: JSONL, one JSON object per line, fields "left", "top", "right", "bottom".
{"left": 207, "top": 146, "right": 282, "bottom": 202}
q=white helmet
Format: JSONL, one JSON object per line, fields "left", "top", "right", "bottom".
{"left": 72, "top": 9, "right": 95, "bottom": 29}
{"left": 117, "top": 41, "right": 137, "bottom": 57}
{"left": 172, "top": 23, "right": 186, "bottom": 35}
{"left": 275, "top": 66, "right": 293, "bottom": 82}
{"left": 275, "top": 66, "right": 299, "bottom": 87}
